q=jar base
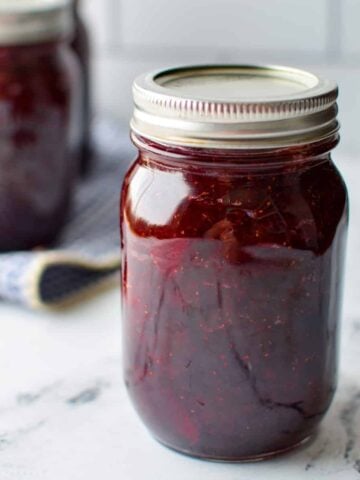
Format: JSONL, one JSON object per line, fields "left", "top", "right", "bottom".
{"left": 155, "top": 434, "right": 314, "bottom": 463}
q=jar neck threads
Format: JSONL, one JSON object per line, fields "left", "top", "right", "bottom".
{"left": 132, "top": 132, "right": 338, "bottom": 174}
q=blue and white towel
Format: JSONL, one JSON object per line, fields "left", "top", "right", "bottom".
{"left": 0, "top": 120, "right": 135, "bottom": 309}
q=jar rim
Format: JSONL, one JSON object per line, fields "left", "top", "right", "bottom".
{"left": 131, "top": 64, "right": 339, "bottom": 150}
{"left": 0, "top": 0, "right": 73, "bottom": 45}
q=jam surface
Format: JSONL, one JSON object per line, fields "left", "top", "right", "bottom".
{"left": 0, "top": 41, "right": 80, "bottom": 251}
{"left": 120, "top": 137, "right": 348, "bottom": 460}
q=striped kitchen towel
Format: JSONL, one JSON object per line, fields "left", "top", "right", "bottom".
{"left": 0, "top": 119, "right": 135, "bottom": 309}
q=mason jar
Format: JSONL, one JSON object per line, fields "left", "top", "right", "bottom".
{"left": 0, "top": 0, "right": 81, "bottom": 251}
{"left": 121, "top": 65, "right": 348, "bottom": 461}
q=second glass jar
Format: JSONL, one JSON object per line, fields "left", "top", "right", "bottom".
{"left": 0, "top": 1, "right": 81, "bottom": 251}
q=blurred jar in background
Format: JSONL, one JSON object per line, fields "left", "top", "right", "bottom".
{"left": 71, "top": 0, "right": 92, "bottom": 175}
{"left": 0, "top": 0, "right": 81, "bottom": 251}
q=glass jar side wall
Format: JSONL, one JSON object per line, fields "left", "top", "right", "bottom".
{"left": 0, "top": 41, "right": 81, "bottom": 251}
{"left": 120, "top": 137, "right": 348, "bottom": 460}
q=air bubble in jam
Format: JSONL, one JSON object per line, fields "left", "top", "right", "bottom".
{"left": 121, "top": 136, "right": 348, "bottom": 461}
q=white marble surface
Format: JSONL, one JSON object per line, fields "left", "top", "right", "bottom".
{"left": 0, "top": 155, "right": 359, "bottom": 480}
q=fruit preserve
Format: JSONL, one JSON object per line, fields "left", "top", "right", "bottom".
{"left": 0, "top": 0, "right": 81, "bottom": 251}
{"left": 121, "top": 66, "right": 348, "bottom": 461}
{"left": 71, "top": 0, "right": 92, "bottom": 174}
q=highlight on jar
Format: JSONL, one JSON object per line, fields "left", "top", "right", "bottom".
{"left": 71, "top": 0, "right": 92, "bottom": 174}
{"left": 0, "top": 0, "right": 92, "bottom": 253}
{"left": 121, "top": 65, "right": 349, "bottom": 462}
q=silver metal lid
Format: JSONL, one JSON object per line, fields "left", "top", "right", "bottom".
{"left": 0, "top": 0, "right": 73, "bottom": 45}
{"left": 131, "top": 65, "right": 339, "bottom": 149}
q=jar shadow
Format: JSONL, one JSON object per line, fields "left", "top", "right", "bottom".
{"left": 275, "top": 385, "right": 360, "bottom": 473}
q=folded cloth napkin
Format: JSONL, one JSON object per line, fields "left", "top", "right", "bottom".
{"left": 0, "top": 119, "right": 135, "bottom": 309}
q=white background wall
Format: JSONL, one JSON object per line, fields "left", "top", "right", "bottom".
{"left": 81, "top": 0, "right": 360, "bottom": 154}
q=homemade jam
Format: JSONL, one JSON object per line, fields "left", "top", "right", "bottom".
{"left": 71, "top": 0, "right": 92, "bottom": 174}
{"left": 0, "top": 0, "right": 81, "bottom": 251}
{"left": 121, "top": 66, "right": 348, "bottom": 461}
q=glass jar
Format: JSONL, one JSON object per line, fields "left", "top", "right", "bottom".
{"left": 71, "top": 0, "right": 92, "bottom": 174}
{"left": 0, "top": 0, "right": 81, "bottom": 251}
{"left": 121, "top": 66, "right": 348, "bottom": 461}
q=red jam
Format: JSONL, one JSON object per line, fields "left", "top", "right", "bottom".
{"left": 0, "top": 40, "right": 80, "bottom": 251}
{"left": 71, "top": 0, "right": 92, "bottom": 174}
{"left": 121, "top": 135, "right": 348, "bottom": 460}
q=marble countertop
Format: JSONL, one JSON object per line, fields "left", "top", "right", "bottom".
{"left": 0, "top": 154, "right": 359, "bottom": 480}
